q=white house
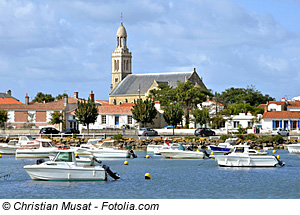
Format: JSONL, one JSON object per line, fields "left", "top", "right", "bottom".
{"left": 224, "top": 112, "right": 261, "bottom": 132}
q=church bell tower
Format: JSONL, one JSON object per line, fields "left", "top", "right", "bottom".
{"left": 111, "top": 19, "right": 132, "bottom": 92}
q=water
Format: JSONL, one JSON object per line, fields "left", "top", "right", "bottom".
{"left": 0, "top": 150, "right": 299, "bottom": 199}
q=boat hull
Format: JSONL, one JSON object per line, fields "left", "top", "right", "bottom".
{"left": 16, "top": 149, "right": 58, "bottom": 158}
{"left": 24, "top": 165, "right": 107, "bottom": 181}
{"left": 214, "top": 155, "right": 279, "bottom": 167}
{"left": 285, "top": 144, "right": 300, "bottom": 153}
{"left": 209, "top": 145, "right": 232, "bottom": 153}
{"left": 160, "top": 150, "right": 205, "bottom": 159}
{"left": 0, "top": 146, "right": 18, "bottom": 155}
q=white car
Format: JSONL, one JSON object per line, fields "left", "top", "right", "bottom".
{"left": 271, "top": 128, "right": 289, "bottom": 136}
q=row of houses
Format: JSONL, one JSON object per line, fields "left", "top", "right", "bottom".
{"left": 1, "top": 90, "right": 300, "bottom": 134}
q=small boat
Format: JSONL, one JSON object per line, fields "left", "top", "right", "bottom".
{"left": 0, "top": 135, "right": 34, "bottom": 155}
{"left": 76, "top": 140, "right": 133, "bottom": 158}
{"left": 159, "top": 144, "right": 206, "bottom": 159}
{"left": 24, "top": 150, "right": 120, "bottom": 181}
{"left": 16, "top": 138, "right": 58, "bottom": 158}
{"left": 147, "top": 138, "right": 189, "bottom": 155}
{"left": 214, "top": 145, "right": 284, "bottom": 167}
{"left": 285, "top": 143, "right": 300, "bottom": 154}
{"left": 209, "top": 138, "right": 238, "bottom": 154}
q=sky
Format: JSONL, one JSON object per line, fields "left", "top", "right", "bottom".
{"left": 0, "top": 0, "right": 300, "bottom": 103}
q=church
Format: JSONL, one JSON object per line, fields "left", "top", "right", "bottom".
{"left": 109, "top": 21, "right": 207, "bottom": 105}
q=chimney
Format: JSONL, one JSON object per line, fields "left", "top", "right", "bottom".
{"left": 281, "top": 97, "right": 286, "bottom": 101}
{"left": 89, "top": 90, "right": 94, "bottom": 102}
{"left": 194, "top": 68, "right": 196, "bottom": 73}
{"left": 74, "top": 92, "right": 78, "bottom": 99}
{"left": 25, "top": 93, "right": 29, "bottom": 105}
{"left": 64, "top": 95, "right": 68, "bottom": 107}
{"left": 6, "top": 90, "right": 11, "bottom": 96}
{"left": 264, "top": 105, "right": 268, "bottom": 112}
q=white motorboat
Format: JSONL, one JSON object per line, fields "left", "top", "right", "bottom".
{"left": 159, "top": 144, "right": 206, "bottom": 159}
{"left": 0, "top": 135, "right": 34, "bottom": 155}
{"left": 76, "top": 140, "right": 133, "bottom": 158}
{"left": 24, "top": 150, "right": 120, "bottom": 181}
{"left": 16, "top": 138, "right": 58, "bottom": 158}
{"left": 209, "top": 138, "right": 238, "bottom": 154}
{"left": 214, "top": 145, "right": 284, "bottom": 167}
{"left": 147, "top": 138, "right": 189, "bottom": 155}
{"left": 285, "top": 143, "right": 300, "bottom": 154}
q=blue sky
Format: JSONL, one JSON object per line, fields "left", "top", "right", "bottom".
{"left": 0, "top": 0, "right": 300, "bottom": 102}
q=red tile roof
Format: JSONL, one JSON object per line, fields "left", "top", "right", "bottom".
{"left": 263, "top": 111, "right": 300, "bottom": 119}
{"left": 0, "top": 97, "right": 78, "bottom": 110}
{"left": 0, "top": 98, "right": 23, "bottom": 104}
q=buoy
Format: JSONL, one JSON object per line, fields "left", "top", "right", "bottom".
{"left": 145, "top": 173, "right": 151, "bottom": 180}
{"left": 211, "top": 151, "right": 214, "bottom": 155}
{"left": 145, "top": 155, "right": 150, "bottom": 159}
{"left": 0, "top": 154, "right": 2, "bottom": 158}
{"left": 124, "top": 160, "right": 129, "bottom": 165}
{"left": 273, "top": 150, "right": 276, "bottom": 154}
{"left": 277, "top": 155, "right": 281, "bottom": 159}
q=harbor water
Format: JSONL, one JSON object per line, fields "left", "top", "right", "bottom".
{"left": 0, "top": 150, "right": 299, "bottom": 199}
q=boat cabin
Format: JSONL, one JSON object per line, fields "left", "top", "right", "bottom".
{"left": 54, "top": 151, "right": 75, "bottom": 163}
{"left": 99, "top": 140, "right": 119, "bottom": 149}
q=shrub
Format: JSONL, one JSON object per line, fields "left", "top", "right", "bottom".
{"left": 113, "top": 133, "right": 123, "bottom": 141}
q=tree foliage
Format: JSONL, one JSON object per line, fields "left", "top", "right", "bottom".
{"left": 219, "top": 85, "right": 274, "bottom": 107}
{"left": 50, "top": 112, "right": 64, "bottom": 126}
{"left": 131, "top": 98, "right": 158, "bottom": 127}
{"left": 74, "top": 98, "right": 98, "bottom": 133}
{"left": 0, "top": 110, "right": 8, "bottom": 129}
{"left": 150, "top": 80, "right": 212, "bottom": 128}
{"left": 32, "top": 92, "right": 69, "bottom": 103}
{"left": 162, "top": 102, "right": 184, "bottom": 135}
{"left": 193, "top": 107, "right": 210, "bottom": 128}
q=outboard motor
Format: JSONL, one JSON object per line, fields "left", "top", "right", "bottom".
{"left": 36, "top": 159, "right": 45, "bottom": 165}
{"left": 102, "top": 165, "right": 120, "bottom": 180}
{"left": 274, "top": 155, "right": 285, "bottom": 167}
{"left": 200, "top": 149, "right": 210, "bottom": 158}
{"left": 89, "top": 155, "right": 102, "bottom": 166}
{"left": 129, "top": 149, "right": 137, "bottom": 158}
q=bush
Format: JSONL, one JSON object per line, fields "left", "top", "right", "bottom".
{"left": 272, "top": 135, "right": 284, "bottom": 144}
{"left": 113, "top": 133, "right": 123, "bottom": 141}
{"left": 220, "top": 135, "right": 231, "bottom": 142}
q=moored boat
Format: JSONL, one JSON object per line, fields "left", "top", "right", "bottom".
{"left": 16, "top": 138, "right": 58, "bottom": 158}
{"left": 75, "top": 140, "right": 132, "bottom": 158}
{"left": 0, "top": 135, "right": 34, "bottom": 155}
{"left": 285, "top": 143, "right": 300, "bottom": 154}
{"left": 24, "top": 150, "right": 120, "bottom": 181}
{"left": 214, "top": 145, "right": 284, "bottom": 167}
{"left": 159, "top": 144, "right": 207, "bottom": 159}
{"left": 209, "top": 138, "right": 238, "bottom": 154}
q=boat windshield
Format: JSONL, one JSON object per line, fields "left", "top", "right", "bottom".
{"left": 234, "top": 147, "right": 244, "bottom": 153}
{"left": 55, "top": 152, "right": 73, "bottom": 162}
{"left": 8, "top": 140, "right": 18, "bottom": 146}
{"left": 41, "top": 141, "right": 53, "bottom": 148}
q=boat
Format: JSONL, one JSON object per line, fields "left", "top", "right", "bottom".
{"left": 76, "top": 140, "right": 133, "bottom": 158}
{"left": 147, "top": 138, "right": 189, "bottom": 155}
{"left": 15, "top": 138, "right": 58, "bottom": 158}
{"left": 24, "top": 150, "right": 120, "bottom": 181}
{"left": 285, "top": 143, "right": 300, "bottom": 154}
{"left": 159, "top": 144, "right": 206, "bottom": 159}
{"left": 214, "top": 145, "right": 284, "bottom": 167}
{"left": 209, "top": 138, "right": 238, "bottom": 154}
{"left": 0, "top": 135, "right": 34, "bottom": 155}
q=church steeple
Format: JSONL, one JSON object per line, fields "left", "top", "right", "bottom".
{"left": 111, "top": 17, "right": 132, "bottom": 93}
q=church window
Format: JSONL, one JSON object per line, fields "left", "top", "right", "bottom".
{"left": 115, "top": 78, "right": 118, "bottom": 83}
{"left": 124, "top": 99, "right": 128, "bottom": 103}
{"left": 113, "top": 99, "right": 116, "bottom": 105}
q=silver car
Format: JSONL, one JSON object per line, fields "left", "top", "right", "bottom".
{"left": 138, "top": 128, "right": 158, "bottom": 136}
{"left": 271, "top": 128, "right": 289, "bottom": 136}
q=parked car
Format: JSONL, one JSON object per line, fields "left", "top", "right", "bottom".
{"left": 163, "top": 125, "right": 174, "bottom": 129}
{"left": 271, "top": 128, "right": 289, "bottom": 136}
{"left": 138, "top": 128, "right": 158, "bottom": 136}
{"left": 60, "top": 128, "right": 80, "bottom": 134}
{"left": 39, "top": 127, "right": 60, "bottom": 134}
{"left": 195, "top": 128, "right": 215, "bottom": 137}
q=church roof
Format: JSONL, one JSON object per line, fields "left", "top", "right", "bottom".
{"left": 110, "top": 71, "right": 194, "bottom": 96}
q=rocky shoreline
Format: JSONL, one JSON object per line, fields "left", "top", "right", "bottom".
{"left": 1, "top": 136, "right": 298, "bottom": 151}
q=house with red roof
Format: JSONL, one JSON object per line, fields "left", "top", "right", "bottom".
{"left": 262, "top": 97, "right": 300, "bottom": 132}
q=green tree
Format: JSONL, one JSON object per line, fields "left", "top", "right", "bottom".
{"left": 162, "top": 102, "right": 184, "bottom": 135}
{"left": 75, "top": 98, "right": 98, "bottom": 134}
{"left": 55, "top": 93, "right": 68, "bottom": 100}
{"left": 175, "top": 81, "right": 212, "bottom": 128}
{"left": 210, "top": 113, "right": 226, "bottom": 129}
{"left": 219, "top": 86, "right": 274, "bottom": 107}
{"left": 131, "top": 98, "right": 158, "bottom": 127}
{"left": 50, "top": 112, "right": 64, "bottom": 130}
{"left": 193, "top": 107, "right": 210, "bottom": 128}
{"left": 0, "top": 110, "right": 8, "bottom": 129}
{"left": 32, "top": 92, "right": 55, "bottom": 103}
{"left": 149, "top": 84, "right": 176, "bottom": 106}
